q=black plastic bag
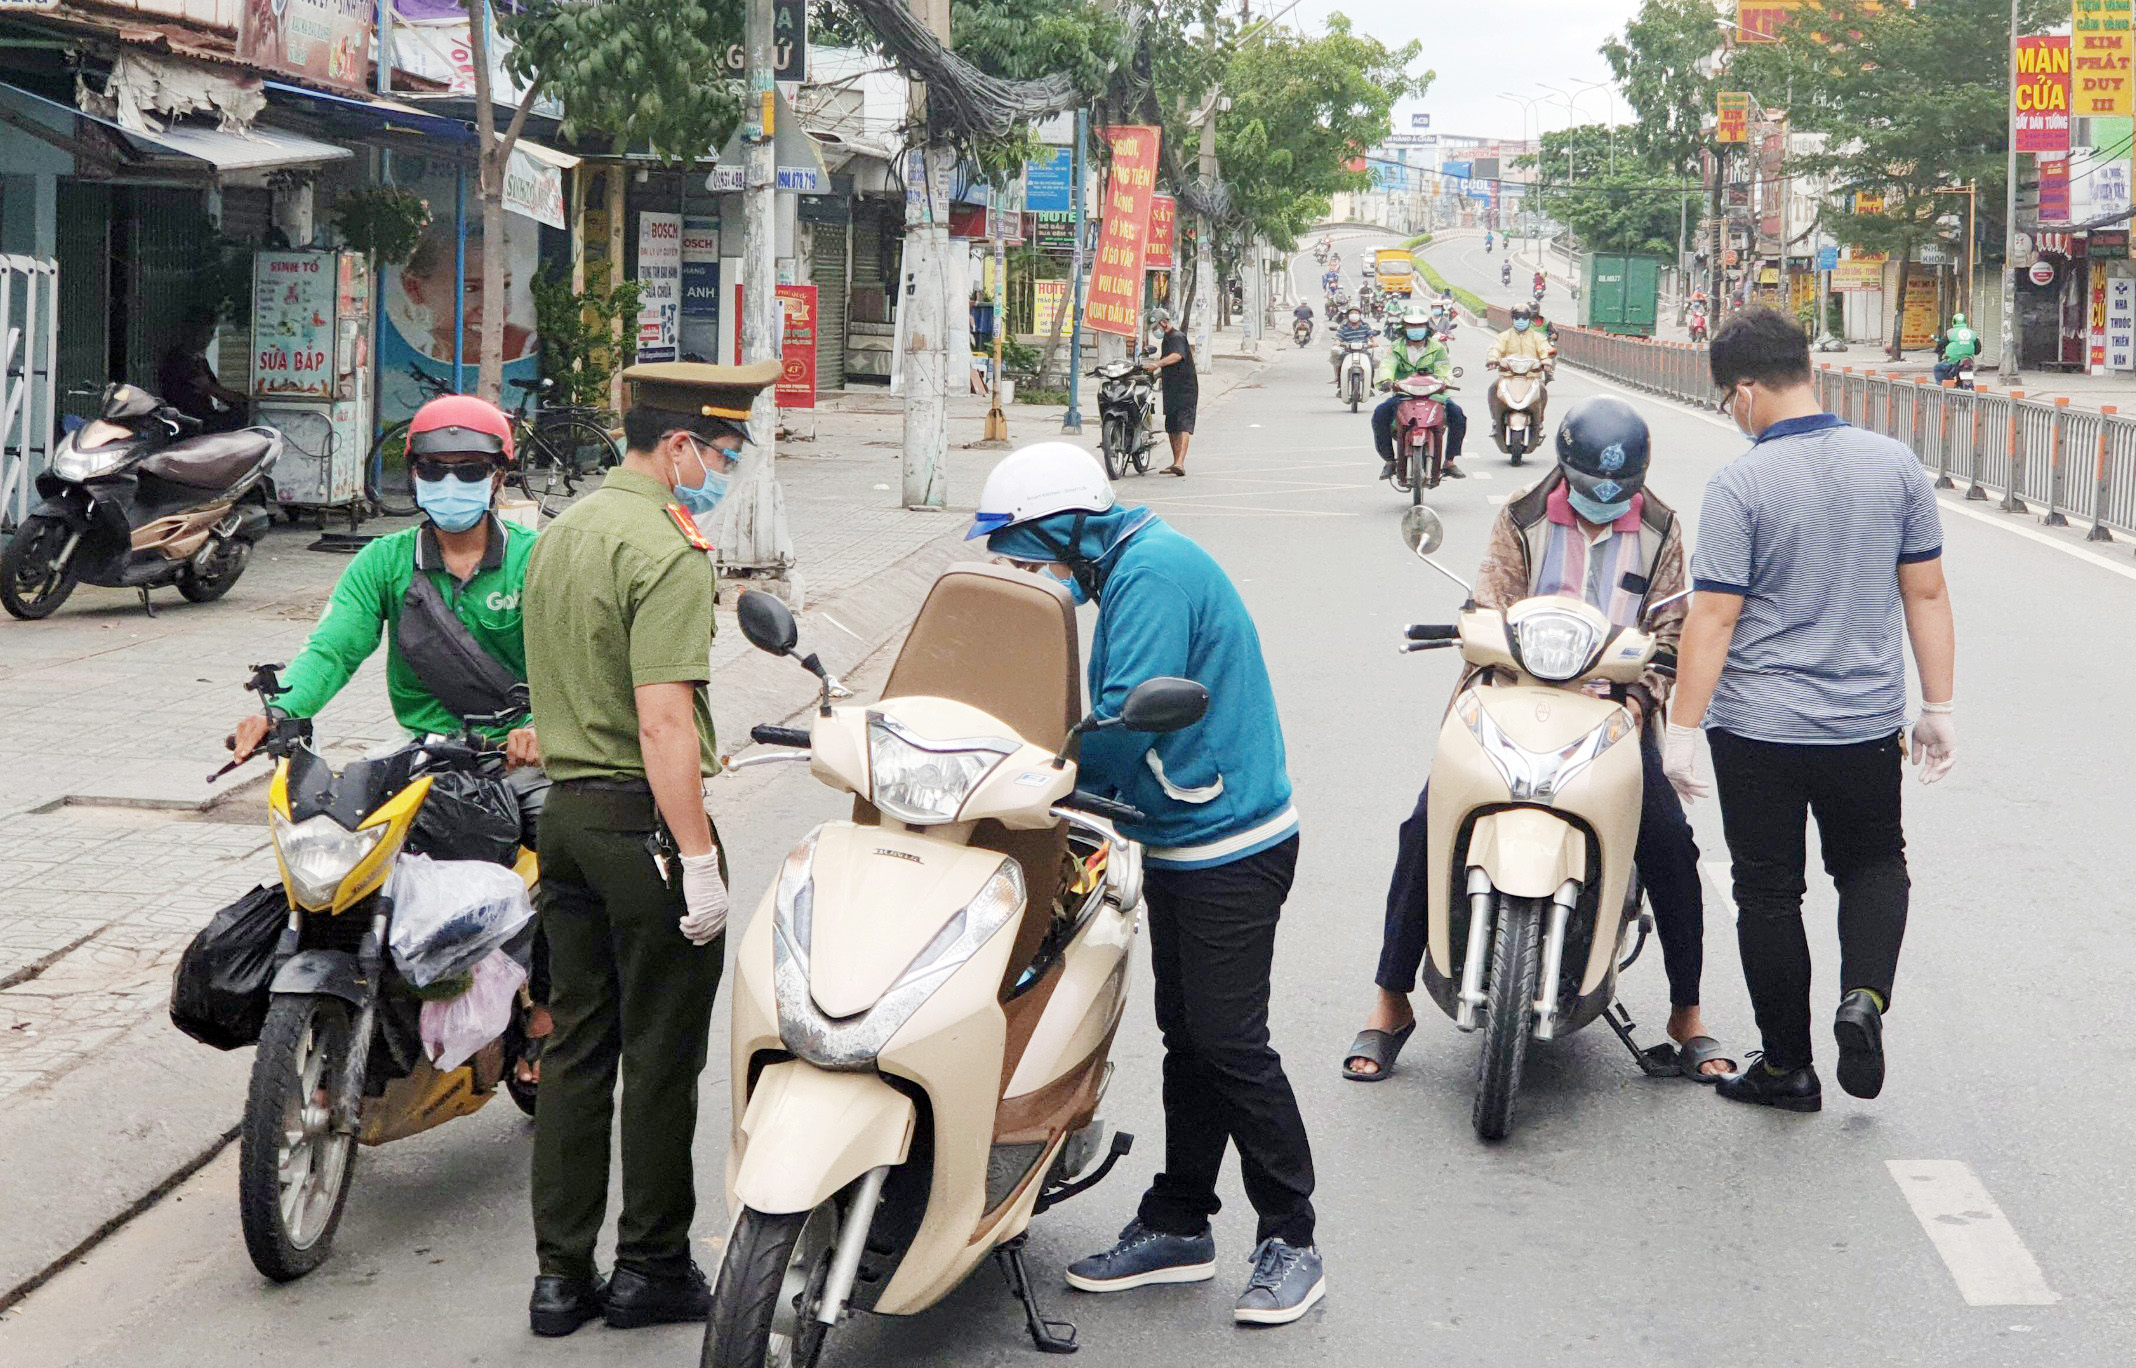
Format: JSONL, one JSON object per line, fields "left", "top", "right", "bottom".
{"left": 409, "top": 770, "right": 522, "bottom": 866}
{"left": 170, "top": 883, "right": 288, "bottom": 1050}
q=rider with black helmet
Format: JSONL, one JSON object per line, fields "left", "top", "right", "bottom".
{"left": 1340, "top": 396, "right": 1738, "bottom": 1085}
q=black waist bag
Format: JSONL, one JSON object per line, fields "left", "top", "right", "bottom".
{"left": 398, "top": 569, "right": 529, "bottom": 723}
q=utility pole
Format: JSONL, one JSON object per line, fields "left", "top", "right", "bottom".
{"left": 901, "top": 0, "right": 953, "bottom": 508}
{"left": 982, "top": 176, "right": 1009, "bottom": 443}
{"left": 722, "top": 0, "right": 796, "bottom": 596}
{"left": 1062, "top": 108, "right": 1088, "bottom": 434}
{"left": 1998, "top": 0, "right": 2021, "bottom": 384}
{"left": 1193, "top": 94, "right": 1219, "bottom": 363}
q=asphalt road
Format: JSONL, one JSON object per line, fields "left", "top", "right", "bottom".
{"left": 7, "top": 226, "right": 2134, "bottom": 1367}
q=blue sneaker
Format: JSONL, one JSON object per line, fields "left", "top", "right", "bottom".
{"left": 1233, "top": 1237, "right": 1325, "bottom": 1325}
{"left": 1064, "top": 1219, "right": 1216, "bottom": 1293}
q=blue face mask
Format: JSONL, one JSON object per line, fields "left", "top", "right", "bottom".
{"left": 414, "top": 476, "right": 491, "bottom": 532}
{"left": 1567, "top": 487, "right": 1634, "bottom": 526}
{"left": 1406, "top": 328, "right": 1429, "bottom": 342}
{"left": 1514, "top": 320, "right": 1531, "bottom": 332}
{"left": 674, "top": 439, "right": 735, "bottom": 515}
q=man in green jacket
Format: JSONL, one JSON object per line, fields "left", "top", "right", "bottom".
{"left": 1371, "top": 307, "right": 1467, "bottom": 480}
{"left": 1934, "top": 313, "right": 1979, "bottom": 384}
{"left": 229, "top": 395, "right": 539, "bottom": 767}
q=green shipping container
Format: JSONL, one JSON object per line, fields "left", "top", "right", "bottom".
{"left": 1579, "top": 252, "right": 1664, "bottom": 337}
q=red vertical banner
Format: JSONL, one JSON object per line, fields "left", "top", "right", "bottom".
{"left": 1085, "top": 125, "right": 1160, "bottom": 337}
{"left": 1146, "top": 195, "right": 1177, "bottom": 271}
{"left": 2040, "top": 155, "right": 2071, "bottom": 224}
{"left": 2015, "top": 35, "right": 2072, "bottom": 154}
{"left": 2091, "top": 269, "right": 2109, "bottom": 370}
{"left": 733, "top": 284, "right": 819, "bottom": 408}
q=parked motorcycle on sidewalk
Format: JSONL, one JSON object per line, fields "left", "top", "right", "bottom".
{"left": 204, "top": 665, "right": 546, "bottom": 1280}
{"left": 706, "top": 572, "right": 1207, "bottom": 1364}
{"left": 1488, "top": 356, "right": 1551, "bottom": 465}
{"left": 1386, "top": 370, "right": 1463, "bottom": 506}
{"left": 1392, "top": 508, "right": 1681, "bottom": 1142}
{"left": 1093, "top": 360, "right": 1158, "bottom": 479}
{"left": 1, "top": 382, "right": 279, "bottom": 619}
{"left": 1339, "top": 336, "right": 1376, "bottom": 412}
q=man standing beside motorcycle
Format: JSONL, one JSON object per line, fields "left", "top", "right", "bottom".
{"left": 1484, "top": 303, "right": 1556, "bottom": 446}
{"left": 1665, "top": 309, "right": 1956, "bottom": 1113}
{"left": 1330, "top": 305, "right": 1377, "bottom": 390}
{"left": 1144, "top": 307, "right": 1197, "bottom": 477}
{"left": 972, "top": 444, "right": 1324, "bottom": 1326}
{"left": 1341, "top": 397, "right": 1736, "bottom": 1084}
{"left": 1372, "top": 308, "right": 1468, "bottom": 480}
{"left": 518, "top": 360, "right": 778, "bottom": 1336}
{"left": 1934, "top": 312, "right": 1979, "bottom": 384}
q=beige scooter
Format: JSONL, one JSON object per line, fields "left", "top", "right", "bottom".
{"left": 707, "top": 565, "right": 1209, "bottom": 1366}
{"left": 1396, "top": 507, "right": 1684, "bottom": 1142}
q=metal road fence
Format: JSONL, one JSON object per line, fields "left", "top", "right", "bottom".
{"left": 1482, "top": 303, "right": 2136, "bottom": 546}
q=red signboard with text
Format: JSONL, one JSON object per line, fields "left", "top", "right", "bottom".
{"left": 2015, "top": 35, "right": 2072, "bottom": 154}
{"left": 1146, "top": 195, "right": 1177, "bottom": 271}
{"left": 2040, "top": 155, "right": 2071, "bottom": 225}
{"left": 1085, "top": 125, "right": 1160, "bottom": 338}
{"left": 732, "top": 284, "right": 819, "bottom": 409}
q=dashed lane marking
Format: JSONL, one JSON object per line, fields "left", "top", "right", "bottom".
{"left": 1885, "top": 1160, "right": 2061, "bottom": 1307}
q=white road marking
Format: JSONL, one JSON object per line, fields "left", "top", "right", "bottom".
{"left": 1885, "top": 1161, "right": 2061, "bottom": 1307}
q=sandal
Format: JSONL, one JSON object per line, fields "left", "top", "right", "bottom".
{"left": 1674, "top": 1035, "right": 1739, "bottom": 1083}
{"left": 1340, "top": 1022, "right": 1416, "bottom": 1082}
{"left": 1158, "top": 465, "right": 1187, "bottom": 477}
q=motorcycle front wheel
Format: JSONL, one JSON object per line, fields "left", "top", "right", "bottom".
{"left": 1474, "top": 896, "right": 1542, "bottom": 1142}
{"left": 0, "top": 515, "right": 80, "bottom": 619}
{"left": 239, "top": 994, "right": 359, "bottom": 1281}
{"left": 1100, "top": 417, "right": 1127, "bottom": 481}
{"left": 704, "top": 1204, "right": 839, "bottom": 1368}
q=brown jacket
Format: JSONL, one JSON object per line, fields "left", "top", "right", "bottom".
{"left": 1471, "top": 468, "right": 1686, "bottom": 714}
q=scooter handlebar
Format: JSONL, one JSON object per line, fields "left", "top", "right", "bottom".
{"left": 1404, "top": 623, "right": 1461, "bottom": 641}
{"left": 750, "top": 724, "right": 812, "bottom": 748}
{"left": 1060, "top": 790, "right": 1145, "bottom": 825}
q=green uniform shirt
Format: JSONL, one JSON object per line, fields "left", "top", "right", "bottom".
{"left": 1378, "top": 335, "right": 1452, "bottom": 387}
{"left": 523, "top": 467, "right": 718, "bottom": 782}
{"left": 274, "top": 516, "right": 535, "bottom": 741}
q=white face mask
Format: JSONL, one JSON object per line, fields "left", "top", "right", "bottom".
{"left": 1729, "top": 384, "right": 1756, "bottom": 439}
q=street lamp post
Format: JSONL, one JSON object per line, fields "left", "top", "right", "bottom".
{"left": 1999, "top": 0, "right": 2021, "bottom": 384}
{"left": 1498, "top": 91, "right": 1546, "bottom": 266}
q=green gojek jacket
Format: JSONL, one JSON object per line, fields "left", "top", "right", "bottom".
{"left": 1378, "top": 334, "right": 1453, "bottom": 389}
{"left": 272, "top": 517, "right": 537, "bottom": 741}
{"left": 1941, "top": 324, "right": 1979, "bottom": 362}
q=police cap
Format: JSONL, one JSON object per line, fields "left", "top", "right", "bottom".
{"left": 622, "top": 360, "right": 783, "bottom": 445}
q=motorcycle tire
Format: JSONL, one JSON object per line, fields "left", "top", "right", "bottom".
{"left": 239, "top": 994, "right": 360, "bottom": 1281}
{"left": 0, "top": 514, "right": 80, "bottom": 620}
{"left": 1101, "top": 418, "right": 1127, "bottom": 481}
{"left": 1131, "top": 439, "right": 1152, "bottom": 476}
{"left": 1389, "top": 444, "right": 1414, "bottom": 494}
{"left": 1473, "top": 895, "right": 1542, "bottom": 1142}
{"left": 177, "top": 537, "right": 251, "bottom": 603}
{"left": 703, "top": 1204, "right": 838, "bottom": 1368}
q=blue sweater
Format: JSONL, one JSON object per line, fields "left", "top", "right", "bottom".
{"left": 1078, "top": 519, "right": 1298, "bottom": 870}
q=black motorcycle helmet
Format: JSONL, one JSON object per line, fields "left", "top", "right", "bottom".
{"left": 1554, "top": 396, "right": 1651, "bottom": 524}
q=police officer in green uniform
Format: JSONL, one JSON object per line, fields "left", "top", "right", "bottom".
{"left": 520, "top": 359, "right": 780, "bottom": 1337}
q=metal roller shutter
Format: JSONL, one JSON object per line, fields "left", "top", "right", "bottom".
{"left": 811, "top": 221, "right": 848, "bottom": 392}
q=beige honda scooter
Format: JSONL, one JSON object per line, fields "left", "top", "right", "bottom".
{"left": 1396, "top": 507, "right": 1683, "bottom": 1142}
{"left": 706, "top": 566, "right": 1208, "bottom": 1366}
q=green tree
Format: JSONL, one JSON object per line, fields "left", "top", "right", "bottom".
{"left": 1522, "top": 126, "right": 1695, "bottom": 254}
{"left": 1602, "top": 0, "right": 1723, "bottom": 180}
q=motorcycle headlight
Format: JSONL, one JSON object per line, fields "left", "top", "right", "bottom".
{"left": 1455, "top": 689, "right": 1636, "bottom": 803}
{"left": 51, "top": 430, "right": 130, "bottom": 481}
{"left": 866, "top": 713, "right": 1016, "bottom": 825}
{"left": 1514, "top": 610, "right": 1605, "bottom": 683}
{"left": 271, "top": 811, "right": 385, "bottom": 908}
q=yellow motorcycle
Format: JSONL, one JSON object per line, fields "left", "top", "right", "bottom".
{"left": 221, "top": 664, "right": 543, "bottom": 1281}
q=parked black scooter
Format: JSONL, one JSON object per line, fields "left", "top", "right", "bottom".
{"left": 1094, "top": 358, "right": 1158, "bottom": 479}
{"left": 1, "top": 381, "right": 279, "bottom": 619}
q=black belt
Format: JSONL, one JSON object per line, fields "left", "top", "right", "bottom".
{"left": 553, "top": 776, "right": 652, "bottom": 795}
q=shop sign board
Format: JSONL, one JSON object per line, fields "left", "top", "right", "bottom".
{"left": 636, "top": 212, "right": 683, "bottom": 363}
{"left": 239, "top": 0, "right": 373, "bottom": 94}
{"left": 2016, "top": 35, "right": 2073, "bottom": 153}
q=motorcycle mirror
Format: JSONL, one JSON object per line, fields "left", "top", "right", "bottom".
{"left": 1642, "top": 586, "right": 1694, "bottom": 623}
{"left": 1119, "top": 677, "right": 1209, "bottom": 734}
{"left": 1451, "top": 366, "right": 1465, "bottom": 379}
{"left": 1400, "top": 506, "right": 1445, "bottom": 557}
{"left": 736, "top": 588, "right": 799, "bottom": 656}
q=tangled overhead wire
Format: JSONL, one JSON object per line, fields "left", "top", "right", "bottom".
{"left": 1179, "top": 174, "right": 1231, "bottom": 223}
{"left": 843, "top": 0, "right": 1079, "bottom": 141}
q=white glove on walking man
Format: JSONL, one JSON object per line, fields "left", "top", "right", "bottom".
{"left": 678, "top": 850, "right": 729, "bottom": 945}
{"left": 1911, "top": 701, "right": 1956, "bottom": 784}
{"left": 1662, "top": 722, "right": 1711, "bottom": 802}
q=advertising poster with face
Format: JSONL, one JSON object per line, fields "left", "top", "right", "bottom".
{"left": 377, "top": 157, "right": 542, "bottom": 424}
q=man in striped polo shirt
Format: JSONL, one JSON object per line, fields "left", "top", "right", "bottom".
{"left": 1664, "top": 308, "right": 1957, "bottom": 1113}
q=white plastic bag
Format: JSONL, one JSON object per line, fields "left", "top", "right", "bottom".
{"left": 419, "top": 949, "right": 527, "bottom": 1072}
{"left": 387, "top": 852, "right": 536, "bottom": 988}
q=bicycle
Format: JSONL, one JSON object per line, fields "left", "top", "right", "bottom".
{"left": 364, "top": 365, "right": 452, "bottom": 517}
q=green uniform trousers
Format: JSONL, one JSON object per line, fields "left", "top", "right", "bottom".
{"left": 531, "top": 784, "right": 726, "bottom": 1278}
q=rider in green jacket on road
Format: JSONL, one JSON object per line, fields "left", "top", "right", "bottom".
{"left": 1372, "top": 307, "right": 1467, "bottom": 480}
{"left": 1935, "top": 313, "right": 1979, "bottom": 384}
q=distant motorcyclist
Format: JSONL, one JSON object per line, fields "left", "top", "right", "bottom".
{"left": 1485, "top": 302, "right": 1556, "bottom": 440}
{"left": 1501, "top": 260, "right": 1513, "bottom": 287}
{"left": 1372, "top": 307, "right": 1467, "bottom": 481}
{"left": 1429, "top": 297, "right": 1458, "bottom": 342}
{"left": 1323, "top": 267, "right": 1340, "bottom": 295}
{"left": 1485, "top": 230, "right": 1494, "bottom": 253}
{"left": 1331, "top": 306, "right": 1377, "bottom": 387}
{"left": 1292, "top": 301, "right": 1315, "bottom": 344}
{"left": 1689, "top": 292, "right": 1710, "bottom": 343}
{"left": 1934, "top": 313, "right": 1979, "bottom": 384}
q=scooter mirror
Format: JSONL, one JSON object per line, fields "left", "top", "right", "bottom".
{"left": 736, "top": 588, "right": 799, "bottom": 656}
{"left": 1451, "top": 366, "right": 1465, "bottom": 379}
{"left": 1400, "top": 506, "right": 1445, "bottom": 557}
{"left": 1119, "top": 677, "right": 1209, "bottom": 733}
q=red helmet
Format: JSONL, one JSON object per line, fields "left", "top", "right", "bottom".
{"left": 408, "top": 394, "right": 513, "bottom": 465}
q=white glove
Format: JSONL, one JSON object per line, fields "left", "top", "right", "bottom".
{"left": 1911, "top": 701, "right": 1956, "bottom": 785}
{"left": 678, "top": 850, "right": 729, "bottom": 945}
{"left": 1662, "top": 722, "right": 1711, "bottom": 802}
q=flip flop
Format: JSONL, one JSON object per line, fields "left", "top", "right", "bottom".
{"left": 1341, "top": 1023, "right": 1416, "bottom": 1082}
{"left": 1158, "top": 466, "right": 1187, "bottom": 477}
{"left": 1675, "top": 1035, "right": 1739, "bottom": 1083}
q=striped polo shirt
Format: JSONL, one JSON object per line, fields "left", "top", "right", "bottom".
{"left": 1690, "top": 413, "right": 1942, "bottom": 744}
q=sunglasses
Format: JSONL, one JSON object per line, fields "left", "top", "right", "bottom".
{"left": 411, "top": 457, "right": 496, "bottom": 483}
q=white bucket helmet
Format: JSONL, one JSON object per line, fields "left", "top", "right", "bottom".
{"left": 966, "top": 442, "right": 1115, "bottom": 543}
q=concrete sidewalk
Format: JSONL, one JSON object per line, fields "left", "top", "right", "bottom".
{"left": 0, "top": 326, "right": 1267, "bottom": 1308}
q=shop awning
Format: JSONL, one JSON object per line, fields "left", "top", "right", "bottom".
{"left": 0, "top": 80, "right": 350, "bottom": 174}
{"left": 262, "top": 81, "right": 477, "bottom": 144}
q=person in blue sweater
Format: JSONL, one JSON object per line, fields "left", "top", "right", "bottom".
{"left": 968, "top": 442, "right": 1323, "bottom": 1327}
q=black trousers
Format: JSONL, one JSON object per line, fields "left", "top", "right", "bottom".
{"left": 1707, "top": 729, "right": 1910, "bottom": 1072}
{"left": 1372, "top": 394, "right": 1468, "bottom": 460}
{"left": 1376, "top": 730, "right": 1706, "bottom": 1007}
{"left": 1137, "top": 835, "right": 1316, "bottom": 1248}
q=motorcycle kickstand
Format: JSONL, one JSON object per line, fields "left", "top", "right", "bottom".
{"left": 994, "top": 1235, "right": 1077, "bottom": 1355}
{"left": 137, "top": 586, "right": 157, "bottom": 618}
{"left": 1605, "top": 1001, "right": 1681, "bottom": 1078}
